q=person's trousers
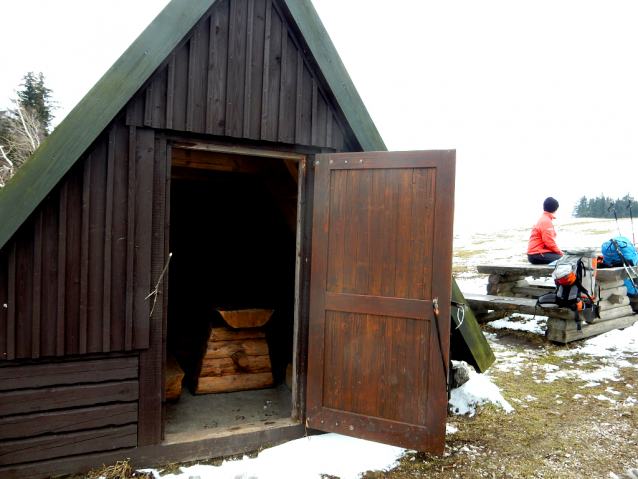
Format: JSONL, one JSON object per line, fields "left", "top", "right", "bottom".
{"left": 527, "top": 252, "right": 562, "bottom": 264}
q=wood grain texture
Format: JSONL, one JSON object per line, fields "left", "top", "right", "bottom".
{"left": 0, "top": 356, "right": 139, "bottom": 392}
{"left": 194, "top": 372, "right": 274, "bottom": 394}
{"left": 306, "top": 151, "right": 455, "bottom": 454}
{"left": 0, "top": 403, "right": 138, "bottom": 441}
{"left": 0, "top": 380, "right": 138, "bottom": 417}
{"left": 0, "top": 425, "right": 137, "bottom": 466}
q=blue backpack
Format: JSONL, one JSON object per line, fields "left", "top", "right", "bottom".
{"left": 601, "top": 236, "right": 637, "bottom": 295}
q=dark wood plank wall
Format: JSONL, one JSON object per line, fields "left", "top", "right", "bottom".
{"left": 0, "top": 117, "right": 154, "bottom": 361}
{"left": 0, "top": 355, "right": 139, "bottom": 467}
{"left": 126, "top": 0, "right": 351, "bottom": 152}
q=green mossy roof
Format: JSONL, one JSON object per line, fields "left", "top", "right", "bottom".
{"left": 0, "top": 0, "right": 384, "bottom": 250}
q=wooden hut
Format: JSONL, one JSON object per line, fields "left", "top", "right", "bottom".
{"left": 0, "top": 0, "right": 477, "bottom": 477}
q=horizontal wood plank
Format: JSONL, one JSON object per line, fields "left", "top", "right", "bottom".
{"left": 208, "top": 326, "right": 266, "bottom": 341}
{"left": 200, "top": 355, "right": 272, "bottom": 377}
{"left": 325, "top": 151, "right": 449, "bottom": 170}
{"left": 204, "top": 339, "right": 269, "bottom": 359}
{"left": 0, "top": 381, "right": 138, "bottom": 417}
{"left": 464, "top": 293, "right": 575, "bottom": 320}
{"left": 0, "top": 357, "right": 138, "bottom": 391}
{"left": 547, "top": 315, "right": 638, "bottom": 343}
{"left": 477, "top": 264, "right": 635, "bottom": 283}
{"left": 0, "top": 403, "right": 138, "bottom": 441}
{"left": 324, "top": 292, "right": 432, "bottom": 320}
{"left": 194, "top": 372, "right": 274, "bottom": 394}
{"left": 0, "top": 425, "right": 137, "bottom": 466}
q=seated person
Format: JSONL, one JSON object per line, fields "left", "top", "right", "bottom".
{"left": 527, "top": 197, "right": 563, "bottom": 264}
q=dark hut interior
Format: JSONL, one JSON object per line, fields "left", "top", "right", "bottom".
{"left": 165, "top": 149, "right": 300, "bottom": 434}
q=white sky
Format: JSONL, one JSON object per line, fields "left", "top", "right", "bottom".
{"left": 2, "top": 0, "right": 637, "bottom": 230}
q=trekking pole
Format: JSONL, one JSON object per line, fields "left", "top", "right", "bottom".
{"left": 610, "top": 239, "right": 638, "bottom": 293}
{"left": 608, "top": 201, "right": 622, "bottom": 236}
{"left": 627, "top": 200, "right": 636, "bottom": 246}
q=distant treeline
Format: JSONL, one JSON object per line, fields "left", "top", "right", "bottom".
{"left": 572, "top": 194, "right": 635, "bottom": 218}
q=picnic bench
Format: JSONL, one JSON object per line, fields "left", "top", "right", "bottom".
{"left": 464, "top": 263, "right": 638, "bottom": 343}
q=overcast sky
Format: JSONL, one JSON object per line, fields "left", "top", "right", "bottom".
{"left": 2, "top": 0, "right": 637, "bottom": 232}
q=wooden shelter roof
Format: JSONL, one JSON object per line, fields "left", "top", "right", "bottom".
{"left": 0, "top": 0, "right": 385, "bottom": 251}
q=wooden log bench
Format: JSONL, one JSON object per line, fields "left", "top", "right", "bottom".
{"left": 469, "top": 263, "right": 637, "bottom": 343}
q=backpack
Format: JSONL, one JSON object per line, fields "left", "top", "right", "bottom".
{"left": 536, "top": 249, "right": 599, "bottom": 332}
{"left": 600, "top": 236, "right": 638, "bottom": 295}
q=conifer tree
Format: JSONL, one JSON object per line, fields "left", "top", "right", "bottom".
{"left": 16, "top": 72, "right": 56, "bottom": 134}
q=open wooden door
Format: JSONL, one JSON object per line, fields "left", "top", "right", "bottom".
{"left": 306, "top": 150, "right": 455, "bottom": 454}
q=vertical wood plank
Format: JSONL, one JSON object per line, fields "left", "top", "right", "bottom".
{"left": 144, "top": 86, "right": 153, "bottom": 127}
{"left": 137, "top": 133, "right": 167, "bottom": 447}
{"left": 40, "top": 190, "right": 60, "bottom": 358}
{"left": 6, "top": 242, "right": 16, "bottom": 360}
{"left": 186, "top": 30, "right": 198, "bottom": 132}
{"left": 325, "top": 170, "right": 346, "bottom": 293}
{"left": 326, "top": 113, "right": 333, "bottom": 149}
{"left": 0, "top": 250, "right": 7, "bottom": 360}
{"left": 295, "top": 51, "right": 303, "bottom": 144}
{"left": 300, "top": 65, "right": 313, "bottom": 146}
{"left": 125, "top": 127, "right": 137, "bottom": 351}
{"left": 260, "top": 0, "right": 272, "bottom": 138}
{"left": 380, "top": 169, "right": 399, "bottom": 298}
{"left": 171, "top": 41, "right": 190, "bottom": 131}
{"left": 103, "top": 127, "right": 116, "bottom": 352}
{"left": 79, "top": 157, "right": 91, "bottom": 354}
{"left": 56, "top": 183, "right": 67, "bottom": 356}
{"left": 242, "top": 0, "right": 255, "bottom": 137}
{"left": 367, "top": 169, "right": 386, "bottom": 296}
{"left": 311, "top": 79, "right": 318, "bottom": 146}
{"left": 354, "top": 169, "right": 372, "bottom": 295}
{"left": 166, "top": 54, "right": 175, "bottom": 129}
{"left": 247, "top": 0, "right": 266, "bottom": 140}
{"left": 206, "top": 0, "right": 230, "bottom": 136}
{"left": 262, "top": 4, "right": 282, "bottom": 141}
{"left": 133, "top": 129, "right": 155, "bottom": 350}
{"left": 341, "top": 169, "right": 359, "bottom": 294}
{"left": 31, "top": 211, "right": 43, "bottom": 359}
{"left": 394, "top": 169, "right": 413, "bottom": 298}
{"left": 226, "top": 0, "right": 248, "bottom": 137}
{"left": 277, "top": 23, "right": 288, "bottom": 142}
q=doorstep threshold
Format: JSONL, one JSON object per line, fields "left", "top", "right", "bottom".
{"left": 163, "top": 417, "right": 300, "bottom": 445}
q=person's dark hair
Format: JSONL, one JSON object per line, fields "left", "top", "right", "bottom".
{"left": 543, "top": 197, "right": 559, "bottom": 212}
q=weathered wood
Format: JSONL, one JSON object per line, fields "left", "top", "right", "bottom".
{"left": 450, "top": 280, "right": 496, "bottom": 373}
{"left": 598, "top": 296, "right": 630, "bottom": 310}
{"left": 199, "top": 354, "right": 271, "bottom": 377}
{"left": 0, "top": 425, "right": 137, "bottom": 466}
{"left": 217, "top": 308, "right": 274, "bottom": 328}
{"left": 0, "top": 403, "right": 137, "bottom": 441}
{"left": 204, "top": 338, "right": 270, "bottom": 359}
{"left": 165, "top": 356, "right": 184, "bottom": 402}
{"left": 597, "top": 280, "right": 626, "bottom": 290}
{"left": 478, "top": 264, "right": 635, "bottom": 283}
{"left": 547, "top": 315, "right": 637, "bottom": 343}
{"left": 208, "top": 326, "right": 266, "bottom": 341}
{"left": 510, "top": 286, "right": 555, "bottom": 298}
{"left": 0, "top": 357, "right": 139, "bottom": 392}
{"left": 590, "top": 306, "right": 634, "bottom": 323}
{"left": 487, "top": 280, "right": 527, "bottom": 294}
{"left": 0, "top": 381, "right": 138, "bottom": 417}
{"left": 464, "top": 293, "right": 575, "bottom": 320}
{"left": 194, "top": 372, "right": 274, "bottom": 394}
{"left": 474, "top": 310, "right": 508, "bottom": 324}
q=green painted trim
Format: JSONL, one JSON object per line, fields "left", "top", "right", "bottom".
{"left": 282, "top": 0, "right": 386, "bottom": 153}
{"left": 451, "top": 279, "right": 495, "bottom": 373}
{"left": 0, "top": 0, "right": 217, "bottom": 250}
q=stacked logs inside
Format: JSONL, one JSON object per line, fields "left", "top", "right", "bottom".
{"left": 174, "top": 308, "right": 275, "bottom": 395}
{"left": 166, "top": 356, "right": 185, "bottom": 402}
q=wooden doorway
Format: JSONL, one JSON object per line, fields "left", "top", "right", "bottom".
{"left": 163, "top": 146, "right": 306, "bottom": 441}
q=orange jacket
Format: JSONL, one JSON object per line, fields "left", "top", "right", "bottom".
{"left": 527, "top": 212, "right": 563, "bottom": 256}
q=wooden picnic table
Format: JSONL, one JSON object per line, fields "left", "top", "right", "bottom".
{"left": 464, "top": 263, "right": 637, "bottom": 343}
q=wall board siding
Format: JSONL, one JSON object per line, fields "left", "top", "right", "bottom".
{"left": 0, "top": 119, "right": 153, "bottom": 360}
{"left": 0, "top": 380, "right": 139, "bottom": 417}
{"left": 128, "top": 0, "right": 352, "bottom": 152}
{"left": 0, "top": 356, "right": 139, "bottom": 391}
{"left": 0, "top": 425, "right": 137, "bottom": 466}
